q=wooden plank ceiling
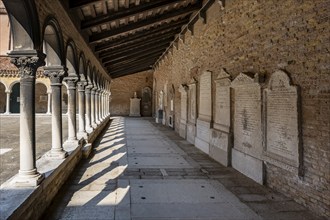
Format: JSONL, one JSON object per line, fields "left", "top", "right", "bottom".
{"left": 68, "top": 0, "right": 203, "bottom": 78}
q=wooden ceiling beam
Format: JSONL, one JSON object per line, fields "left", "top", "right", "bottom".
{"left": 109, "top": 60, "right": 156, "bottom": 73}
{"left": 81, "top": 0, "right": 182, "bottom": 30}
{"left": 89, "top": 2, "right": 202, "bottom": 43}
{"left": 103, "top": 46, "right": 168, "bottom": 65}
{"left": 99, "top": 35, "right": 174, "bottom": 58}
{"left": 111, "top": 66, "right": 152, "bottom": 78}
{"left": 106, "top": 51, "right": 162, "bottom": 69}
{"left": 100, "top": 40, "right": 170, "bottom": 61}
{"left": 69, "top": 0, "right": 102, "bottom": 9}
{"left": 94, "top": 18, "right": 187, "bottom": 52}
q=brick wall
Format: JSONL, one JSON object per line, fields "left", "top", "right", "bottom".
{"left": 110, "top": 70, "right": 153, "bottom": 116}
{"left": 153, "top": 0, "right": 330, "bottom": 217}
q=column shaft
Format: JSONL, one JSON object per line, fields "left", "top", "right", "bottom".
{"left": 85, "top": 88, "right": 93, "bottom": 132}
{"left": 64, "top": 79, "right": 78, "bottom": 145}
{"left": 78, "top": 82, "right": 87, "bottom": 138}
{"left": 10, "top": 53, "right": 45, "bottom": 186}
{"left": 46, "top": 92, "right": 51, "bottom": 114}
{"left": 5, "top": 92, "right": 10, "bottom": 114}
{"left": 91, "top": 90, "right": 96, "bottom": 127}
{"left": 44, "top": 66, "right": 68, "bottom": 159}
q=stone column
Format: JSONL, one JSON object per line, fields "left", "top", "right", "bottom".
{"left": 44, "top": 66, "right": 68, "bottom": 159}
{"left": 10, "top": 52, "right": 45, "bottom": 186}
{"left": 91, "top": 88, "right": 97, "bottom": 128}
{"left": 85, "top": 86, "right": 93, "bottom": 133}
{"left": 95, "top": 90, "right": 100, "bottom": 124}
{"left": 5, "top": 91, "right": 10, "bottom": 114}
{"left": 77, "top": 81, "right": 87, "bottom": 138}
{"left": 63, "top": 77, "right": 78, "bottom": 147}
{"left": 46, "top": 92, "right": 51, "bottom": 114}
{"left": 101, "top": 92, "right": 105, "bottom": 120}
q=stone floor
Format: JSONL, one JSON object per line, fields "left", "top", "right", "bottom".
{"left": 0, "top": 114, "right": 69, "bottom": 185}
{"left": 43, "top": 117, "right": 325, "bottom": 220}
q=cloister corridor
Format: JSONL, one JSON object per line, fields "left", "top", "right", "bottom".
{"left": 39, "top": 117, "right": 322, "bottom": 220}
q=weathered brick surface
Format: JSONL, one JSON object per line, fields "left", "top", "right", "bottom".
{"left": 153, "top": 0, "right": 330, "bottom": 217}
{"left": 110, "top": 70, "right": 153, "bottom": 116}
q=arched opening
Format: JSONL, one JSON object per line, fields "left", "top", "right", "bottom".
{"left": 0, "top": 82, "right": 6, "bottom": 113}
{"left": 10, "top": 82, "right": 20, "bottom": 113}
{"left": 62, "top": 84, "right": 68, "bottom": 114}
{"left": 35, "top": 83, "right": 48, "bottom": 113}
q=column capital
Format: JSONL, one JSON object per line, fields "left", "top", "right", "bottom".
{"left": 77, "top": 81, "right": 87, "bottom": 91}
{"left": 64, "top": 76, "right": 79, "bottom": 89}
{"left": 44, "top": 66, "right": 67, "bottom": 85}
{"left": 9, "top": 50, "right": 46, "bottom": 79}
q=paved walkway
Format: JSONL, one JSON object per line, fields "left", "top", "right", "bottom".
{"left": 44, "top": 117, "right": 324, "bottom": 220}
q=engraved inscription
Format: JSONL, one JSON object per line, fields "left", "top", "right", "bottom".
{"left": 265, "top": 70, "right": 299, "bottom": 166}
{"left": 199, "top": 71, "right": 212, "bottom": 120}
{"left": 232, "top": 73, "right": 262, "bottom": 158}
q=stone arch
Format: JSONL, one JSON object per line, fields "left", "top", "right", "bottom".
{"left": 42, "top": 16, "right": 64, "bottom": 66}
{"left": 86, "top": 62, "right": 93, "bottom": 87}
{"left": 10, "top": 82, "right": 20, "bottom": 113}
{"left": 9, "top": 79, "right": 21, "bottom": 92}
{"left": 65, "top": 40, "right": 78, "bottom": 77}
{"left": 3, "top": 0, "right": 42, "bottom": 51}
{"left": 35, "top": 82, "right": 48, "bottom": 113}
{"left": 62, "top": 83, "right": 68, "bottom": 114}
{"left": 0, "top": 82, "right": 6, "bottom": 113}
{"left": 78, "top": 53, "right": 87, "bottom": 82}
{"left": 0, "top": 79, "right": 9, "bottom": 92}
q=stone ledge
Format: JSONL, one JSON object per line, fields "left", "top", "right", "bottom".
{"left": 0, "top": 117, "right": 111, "bottom": 220}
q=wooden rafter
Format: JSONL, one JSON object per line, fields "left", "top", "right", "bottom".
{"left": 100, "top": 39, "right": 171, "bottom": 60}
{"left": 89, "top": 2, "right": 202, "bottom": 43}
{"left": 111, "top": 66, "right": 152, "bottom": 78}
{"left": 94, "top": 18, "right": 188, "bottom": 52}
{"left": 81, "top": 0, "right": 183, "bottom": 30}
{"left": 103, "top": 46, "right": 168, "bottom": 65}
{"left": 106, "top": 51, "right": 163, "bottom": 69}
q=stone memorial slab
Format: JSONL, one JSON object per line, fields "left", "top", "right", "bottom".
{"left": 231, "top": 73, "right": 264, "bottom": 183}
{"left": 263, "top": 70, "right": 301, "bottom": 171}
{"left": 179, "top": 84, "right": 188, "bottom": 139}
{"left": 198, "top": 71, "right": 212, "bottom": 121}
{"left": 210, "top": 128, "right": 231, "bottom": 166}
{"left": 129, "top": 92, "right": 141, "bottom": 117}
{"left": 141, "top": 87, "right": 152, "bottom": 116}
{"left": 195, "top": 71, "right": 212, "bottom": 154}
{"left": 187, "top": 78, "right": 197, "bottom": 144}
{"left": 210, "top": 69, "right": 232, "bottom": 166}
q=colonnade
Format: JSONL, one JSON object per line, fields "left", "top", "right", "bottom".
{"left": 9, "top": 52, "right": 111, "bottom": 186}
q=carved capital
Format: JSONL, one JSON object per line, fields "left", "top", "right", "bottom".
{"left": 64, "top": 76, "right": 79, "bottom": 89}
{"left": 77, "top": 81, "right": 87, "bottom": 91}
{"left": 44, "top": 66, "right": 67, "bottom": 85}
{"left": 10, "top": 56, "right": 45, "bottom": 79}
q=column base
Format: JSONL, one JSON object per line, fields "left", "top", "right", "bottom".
{"left": 11, "top": 169, "right": 44, "bottom": 187}
{"left": 77, "top": 131, "right": 88, "bottom": 139}
{"left": 92, "top": 123, "right": 98, "bottom": 129}
{"left": 86, "top": 127, "right": 94, "bottom": 133}
{"left": 46, "top": 149, "right": 68, "bottom": 159}
{"left": 63, "top": 139, "right": 79, "bottom": 148}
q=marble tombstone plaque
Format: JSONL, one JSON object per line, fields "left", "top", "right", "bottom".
{"left": 210, "top": 69, "right": 231, "bottom": 166}
{"left": 263, "top": 70, "right": 301, "bottom": 173}
{"left": 195, "top": 71, "right": 212, "bottom": 154}
{"left": 142, "top": 87, "right": 152, "bottom": 116}
{"left": 129, "top": 92, "right": 141, "bottom": 117}
{"left": 179, "top": 84, "right": 188, "bottom": 139}
{"left": 231, "top": 73, "right": 264, "bottom": 184}
{"left": 187, "top": 78, "right": 197, "bottom": 144}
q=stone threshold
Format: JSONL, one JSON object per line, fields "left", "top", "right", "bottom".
{"left": 0, "top": 116, "right": 111, "bottom": 220}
